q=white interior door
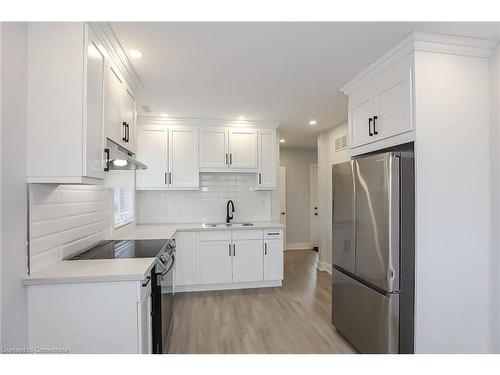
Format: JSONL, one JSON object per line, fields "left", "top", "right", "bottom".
{"left": 310, "top": 164, "right": 319, "bottom": 249}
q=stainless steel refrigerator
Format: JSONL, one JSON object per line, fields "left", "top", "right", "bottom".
{"left": 331, "top": 151, "right": 415, "bottom": 354}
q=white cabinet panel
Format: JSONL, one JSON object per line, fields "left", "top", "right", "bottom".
{"left": 138, "top": 286, "right": 152, "bottom": 354}
{"left": 199, "top": 128, "right": 228, "bottom": 169}
{"left": 350, "top": 90, "right": 374, "bottom": 148}
{"left": 199, "top": 241, "right": 233, "bottom": 284}
{"left": 257, "top": 129, "right": 277, "bottom": 189}
{"left": 373, "top": 55, "right": 413, "bottom": 140}
{"left": 232, "top": 240, "right": 264, "bottom": 283}
{"left": 169, "top": 127, "right": 199, "bottom": 188}
{"left": 175, "top": 232, "right": 199, "bottom": 286}
{"left": 228, "top": 129, "right": 258, "bottom": 169}
{"left": 104, "top": 66, "right": 125, "bottom": 147}
{"left": 264, "top": 239, "right": 284, "bottom": 281}
{"left": 123, "top": 88, "right": 137, "bottom": 153}
{"left": 84, "top": 28, "right": 105, "bottom": 180}
{"left": 136, "top": 126, "right": 168, "bottom": 189}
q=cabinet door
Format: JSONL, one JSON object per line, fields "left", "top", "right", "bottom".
{"left": 232, "top": 240, "right": 264, "bottom": 283}
{"left": 257, "top": 129, "right": 277, "bottom": 189}
{"left": 136, "top": 126, "right": 168, "bottom": 189}
{"left": 138, "top": 291, "right": 152, "bottom": 354}
{"left": 84, "top": 27, "right": 105, "bottom": 179}
{"left": 169, "top": 127, "right": 199, "bottom": 189}
{"left": 199, "top": 128, "right": 229, "bottom": 169}
{"left": 199, "top": 241, "right": 233, "bottom": 284}
{"left": 123, "top": 88, "right": 137, "bottom": 153}
{"left": 175, "top": 232, "right": 199, "bottom": 286}
{"left": 373, "top": 55, "right": 413, "bottom": 140}
{"left": 264, "top": 239, "right": 284, "bottom": 281}
{"left": 349, "top": 86, "right": 374, "bottom": 148}
{"left": 104, "top": 65, "right": 125, "bottom": 147}
{"left": 228, "top": 129, "right": 258, "bottom": 169}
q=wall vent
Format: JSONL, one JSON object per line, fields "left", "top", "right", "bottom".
{"left": 334, "top": 134, "right": 348, "bottom": 152}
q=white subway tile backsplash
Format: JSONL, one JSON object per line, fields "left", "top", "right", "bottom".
{"left": 137, "top": 173, "right": 272, "bottom": 224}
{"left": 29, "top": 184, "right": 113, "bottom": 272}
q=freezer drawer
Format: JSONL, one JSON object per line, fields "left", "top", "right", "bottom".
{"left": 332, "top": 268, "right": 399, "bottom": 354}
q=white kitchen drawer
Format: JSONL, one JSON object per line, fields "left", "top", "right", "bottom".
{"left": 199, "top": 230, "right": 231, "bottom": 242}
{"left": 232, "top": 230, "right": 264, "bottom": 241}
{"left": 264, "top": 229, "right": 283, "bottom": 239}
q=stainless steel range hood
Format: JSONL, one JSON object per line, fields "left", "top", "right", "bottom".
{"left": 104, "top": 139, "right": 147, "bottom": 171}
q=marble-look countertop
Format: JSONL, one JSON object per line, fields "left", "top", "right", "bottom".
{"left": 23, "top": 222, "right": 284, "bottom": 286}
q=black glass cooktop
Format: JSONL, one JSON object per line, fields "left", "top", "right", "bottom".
{"left": 67, "top": 239, "right": 169, "bottom": 260}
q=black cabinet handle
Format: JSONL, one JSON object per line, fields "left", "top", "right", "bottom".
{"left": 104, "top": 149, "right": 110, "bottom": 171}
{"left": 169, "top": 172, "right": 172, "bottom": 184}
{"left": 373, "top": 115, "right": 378, "bottom": 135}
{"left": 368, "top": 117, "right": 373, "bottom": 136}
{"left": 259, "top": 173, "right": 262, "bottom": 184}
{"left": 233, "top": 244, "right": 236, "bottom": 256}
{"left": 229, "top": 153, "right": 233, "bottom": 165}
{"left": 264, "top": 243, "right": 267, "bottom": 255}
{"left": 164, "top": 172, "right": 168, "bottom": 185}
{"left": 225, "top": 153, "right": 228, "bottom": 165}
{"left": 126, "top": 123, "right": 130, "bottom": 142}
{"left": 122, "top": 122, "right": 127, "bottom": 141}
{"left": 229, "top": 244, "right": 231, "bottom": 256}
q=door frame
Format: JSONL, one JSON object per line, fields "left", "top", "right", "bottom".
{"left": 309, "top": 163, "right": 319, "bottom": 251}
{"left": 278, "top": 166, "right": 287, "bottom": 249}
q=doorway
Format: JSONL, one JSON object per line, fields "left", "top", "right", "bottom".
{"left": 279, "top": 167, "right": 287, "bottom": 248}
{"left": 310, "top": 164, "right": 319, "bottom": 251}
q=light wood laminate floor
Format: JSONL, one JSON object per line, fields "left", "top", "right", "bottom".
{"left": 166, "top": 250, "right": 356, "bottom": 354}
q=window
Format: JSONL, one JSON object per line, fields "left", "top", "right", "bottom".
{"left": 114, "top": 188, "right": 134, "bottom": 228}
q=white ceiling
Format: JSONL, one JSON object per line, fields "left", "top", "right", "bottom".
{"left": 111, "top": 22, "right": 500, "bottom": 148}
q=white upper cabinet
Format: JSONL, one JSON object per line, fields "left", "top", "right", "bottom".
{"left": 136, "top": 126, "right": 168, "bottom": 189}
{"left": 136, "top": 125, "right": 199, "bottom": 190}
{"left": 104, "top": 65, "right": 137, "bottom": 153}
{"left": 199, "top": 127, "right": 259, "bottom": 172}
{"left": 228, "top": 129, "right": 258, "bottom": 170}
{"left": 27, "top": 23, "right": 106, "bottom": 184}
{"left": 343, "top": 52, "right": 414, "bottom": 155}
{"left": 199, "top": 128, "right": 229, "bottom": 170}
{"left": 373, "top": 55, "right": 413, "bottom": 141}
{"left": 256, "top": 129, "right": 277, "bottom": 189}
{"left": 169, "top": 127, "right": 199, "bottom": 189}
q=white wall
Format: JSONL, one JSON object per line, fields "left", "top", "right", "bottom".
{"left": 0, "top": 22, "right": 28, "bottom": 348}
{"left": 137, "top": 173, "right": 272, "bottom": 224}
{"left": 490, "top": 43, "right": 500, "bottom": 354}
{"left": 413, "top": 50, "right": 491, "bottom": 353}
{"left": 317, "top": 123, "right": 349, "bottom": 268}
{"left": 279, "top": 147, "right": 318, "bottom": 249}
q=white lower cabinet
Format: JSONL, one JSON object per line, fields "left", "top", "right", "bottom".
{"left": 264, "top": 239, "right": 284, "bottom": 281}
{"left": 175, "top": 229, "right": 283, "bottom": 292}
{"left": 26, "top": 277, "right": 152, "bottom": 354}
{"left": 232, "top": 240, "right": 264, "bottom": 283}
{"left": 199, "top": 241, "right": 232, "bottom": 284}
{"left": 174, "top": 232, "right": 199, "bottom": 286}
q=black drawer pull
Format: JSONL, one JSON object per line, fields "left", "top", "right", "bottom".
{"left": 368, "top": 117, "right": 373, "bottom": 136}
{"left": 373, "top": 115, "right": 378, "bottom": 135}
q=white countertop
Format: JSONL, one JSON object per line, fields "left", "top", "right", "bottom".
{"left": 23, "top": 221, "right": 284, "bottom": 286}
{"left": 22, "top": 258, "right": 156, "bottom": 286}
{"left": 113, "top": 222, "right": 285, "bottom": 240}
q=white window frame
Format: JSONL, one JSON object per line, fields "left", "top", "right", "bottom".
{"left": 113, "top": 187, "right": 134, "bottom": 229}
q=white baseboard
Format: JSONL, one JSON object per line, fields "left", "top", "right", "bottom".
{"left": 175, "top": 280, "right": 282, "bottom": 293}
{"left": 286, "top": 242, "right": 312, "bottom": 251}
{"left": 316, "top": 260, "right": 332, "bottom": 275}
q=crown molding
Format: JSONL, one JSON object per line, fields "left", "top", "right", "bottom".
{"left": 89, "top": 22, "right": 144, "bottom": 95}
{"left": 340, "top": 31, "right": 498, "bottom": 95}
{"left": 137, "top": 115, "right": 281, "bottom": 129}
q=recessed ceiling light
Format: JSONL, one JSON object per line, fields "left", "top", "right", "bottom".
{"left": 129, "top": 49, "right": 143, "bottom": 59}
{"left": 279, "top": 139, "right": 286, "bottom": 143}
{"left": 160, "top": 113, "right": 169, "bottom": 117}
{"left": 238, "top": 116, "right": 246, "bottom": 121}
{"left": 309, "top": 120, "right": 317, "bottom": 126}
